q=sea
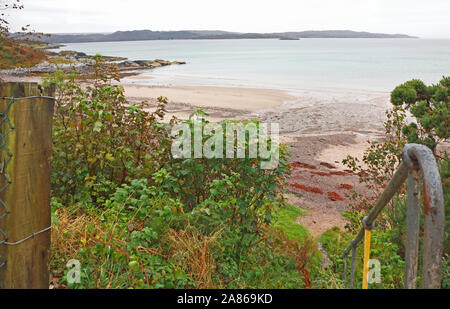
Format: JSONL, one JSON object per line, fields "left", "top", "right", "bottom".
{"left": 57, "top": 38, "right": 450, "bottom": 93}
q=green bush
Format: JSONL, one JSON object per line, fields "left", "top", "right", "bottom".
{"left": 44, "top": 62, "right": 170, "bottom": 205}
{"left": 390, "top": 76, "right": 449, "bottom": 152}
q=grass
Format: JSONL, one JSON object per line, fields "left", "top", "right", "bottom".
{"left": 49, "top": 199, "right": 324, "bottom": 289}
{"left": 272, "top": 203, "right": 310, "bottom": 242}
{"left": 319, "top": 227, "right": 349, "bottom": 253}
{"left": 319, "top": 225, "right": 408, "bottom": 288}
{"left": 271, "top": 202, "right": 332, "bottom": 288}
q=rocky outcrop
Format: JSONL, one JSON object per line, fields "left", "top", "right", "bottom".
{"left": 53, "top": 50, "right": 127, "bottom": 62}
{"left": 116, "top": 59, "right": 186, "bottom": 72}
{"left": 0, "top": 50, "right": 186, "bottom": 77}
{"left": 35, "top": 43, "right": 66, "bottom": 50}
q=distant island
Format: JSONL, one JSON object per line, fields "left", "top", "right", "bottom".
{"left": 279, "top": 37, "right": 300, "bottom": 40}
{"left": 38, "top": 30, "right": 418, "bottom": 43}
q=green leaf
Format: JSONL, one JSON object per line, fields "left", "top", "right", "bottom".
{"left": 93, "top": 121, "right": 102, "bottom": 132}
{"left": 105, "top": 153, "right": 114, "bottom": 161}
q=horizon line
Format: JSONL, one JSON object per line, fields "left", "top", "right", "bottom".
{"left": 36, "top": 28, "right": 418, "bottom": 36}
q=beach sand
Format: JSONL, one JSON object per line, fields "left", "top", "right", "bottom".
{"left": 122, "top": 83, "right": 391, "bottom": 135}
{"left": 123, "top": 84, "right": 296, "bottom": 111}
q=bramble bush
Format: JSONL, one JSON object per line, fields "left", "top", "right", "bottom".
{"left": 43, "top": 56, "right": 174, "bottom": 206}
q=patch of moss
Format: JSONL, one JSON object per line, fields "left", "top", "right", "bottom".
{"left": 48, "top": 57, "right": 73, "bottom": 65}
{"left": 272, "top": 203, "right": 309, "bottom": 242}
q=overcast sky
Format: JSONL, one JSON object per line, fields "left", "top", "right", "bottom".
{"left": 8, "top": 0, "right": 450, "bottom": 38}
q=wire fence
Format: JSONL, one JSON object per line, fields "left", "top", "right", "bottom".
{"left": 0, "top": 98, "right": 15, "bottom": 269}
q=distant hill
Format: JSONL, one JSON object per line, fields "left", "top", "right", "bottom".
{"left": 273, "top": 30, "right": 416, "bottom": 39}
{"left": 38, "top": 29, "right": 418, "bottom": 43}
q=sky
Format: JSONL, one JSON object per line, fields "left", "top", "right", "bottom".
{"left": 8, "top": 0, "right": 450, "bottom": 38}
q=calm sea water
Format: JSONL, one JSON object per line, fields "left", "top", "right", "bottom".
{"left": 58, "top": 39, "right": 450, "bottom": 92}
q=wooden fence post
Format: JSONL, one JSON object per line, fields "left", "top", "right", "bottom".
{"left": 0, "top": 82, "right": 55, "bottom": 289}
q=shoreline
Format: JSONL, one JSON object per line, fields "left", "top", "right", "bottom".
{"left": 121, "top": 80, "right": 391, "bottom": 134}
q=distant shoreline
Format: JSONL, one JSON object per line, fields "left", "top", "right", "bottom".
{"left": 36, "top": 29, "right": 418, "bottom": 44}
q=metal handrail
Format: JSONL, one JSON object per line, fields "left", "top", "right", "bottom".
{"left": 342, "top": 143, "right": 445, "bottom": 289}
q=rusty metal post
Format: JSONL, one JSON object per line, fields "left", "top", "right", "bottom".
{"left": 343, "top": 253, "right": 348, "bottom": 284}
{"left": 404, "top": 168, "right": 420, "bottom": 288}
{"left": 404, "top": 144, "right": 445, "bottom": 289}
{"left": 350, "top": 245, "right": 356, "bottom": 289}
{"left": 341, "top": 143, "right": 445, "bottom": 289}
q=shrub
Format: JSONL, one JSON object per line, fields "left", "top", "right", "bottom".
{"left": 390, "top": 77, "right": 449, "bottom": 152}
{"left": 43, "top": 56, "right": 173, "bottom": 206}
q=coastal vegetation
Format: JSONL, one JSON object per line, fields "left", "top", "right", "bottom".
{"left": 0, "top": 2, "right": 185, "bottom": 75}
{"left": 0, "top": 38, "right": 46, "bottom": 69}
{"left": 0, "top": 3, "right": 447, "bottom": 289}
{"left": 44, "top": 58, "right": 321, "bottom": 288}
{"left": 1, "top": 47, "right": 186, "bottom": 77}
{"left": 0, "top": 0, "right": 46, "bottom": 69}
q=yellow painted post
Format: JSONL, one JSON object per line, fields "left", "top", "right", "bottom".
{"left": 362, "top": 229, "right": 372, "bottom": 289}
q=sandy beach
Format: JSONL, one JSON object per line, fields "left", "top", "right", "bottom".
{"left": 2, "top": 0, "right": 448, "bottom": 290}
{"left": 123, "top": 84, "right": 296, "bottom": 111}
{"left": 122, "top": 82, "right": 391, "bottom": 134}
